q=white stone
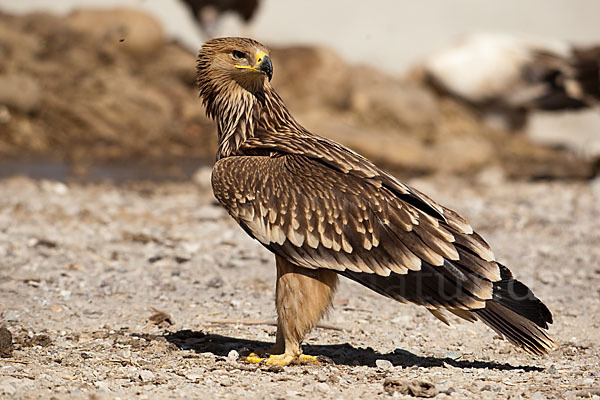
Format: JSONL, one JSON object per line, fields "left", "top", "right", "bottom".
{"left": 138, "top": 370, "right": 155, "bottom": 382}
{"left": 185, "top": 373, "right": 202, "bottom": 382}
{"left": 227, "top": 350, "right": 239, "bottom": 362}
{"left": 375, "top": 359, "right": 393, "bottom": 370}
{"left": 315, "top": 382, "right": 330, "bottom": 393}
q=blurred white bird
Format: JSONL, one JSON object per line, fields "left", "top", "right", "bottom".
{"left": 424, "top": 33, "right": 600, "bottom": 128}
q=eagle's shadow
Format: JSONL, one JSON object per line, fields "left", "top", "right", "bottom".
{"left": 161, "top": 329, "right": 543, "bottom": 371}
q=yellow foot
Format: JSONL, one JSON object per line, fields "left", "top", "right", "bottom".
{"left": 243, "top": 352, "right": 326, "bottom": 366}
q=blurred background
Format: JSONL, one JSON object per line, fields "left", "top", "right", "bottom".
{"left": 0, "top": 0, "right": 599, "bottom": 181}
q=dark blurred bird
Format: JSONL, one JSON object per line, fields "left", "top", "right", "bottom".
{"left": 196, "top": 37, "right": 557, "bottom": 366}
{"left": 424, "top": 34, "right": 600, "bottom": 128}
{"left": 180, "top": 0, "right": 260, "bottom": 38}
{"left": 525, "top": 45, "right": 600, "bottom": 111}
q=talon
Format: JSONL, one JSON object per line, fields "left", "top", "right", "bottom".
{"left": 296, "top": 354, "right": 320, "bottom": 364}
{"left": 243, "top": 352, "right": 269, "bottom": 364}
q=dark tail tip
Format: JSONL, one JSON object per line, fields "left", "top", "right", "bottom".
{"left": 475, "top": 264, "right": 557, "bottom": 355}
{"left": 493, "top": 264, "right": 553, "bottom": 328}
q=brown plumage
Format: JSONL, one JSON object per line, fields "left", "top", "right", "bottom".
{"left": 525, "top": 45, "right": 600, "bottom": 110}
{"left": 196, "top": 37, "right": 557, "bottom": 365}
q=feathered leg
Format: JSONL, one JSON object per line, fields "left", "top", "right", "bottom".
{"left": 246, "top": 255, "right": 338, "bottom": 366}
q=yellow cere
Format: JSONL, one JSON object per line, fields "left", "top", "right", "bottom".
{"left": 255, "top": 51, "right": 267, "bottom": 65}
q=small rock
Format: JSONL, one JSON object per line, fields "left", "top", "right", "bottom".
{"left": 530, "top": 392, "right": 547, "bottom": 400}
{"left": 0, "top": 327, "right": 13, "bottom": 357}
{"left": 315, "top": 372, "right": 328, "bottom": 382}
{"left": 444, "top": 351, "right": 462, "bottom": 360}
{"left": 227, "top": 350, "right": 239, "bottom": 362}
{"left": 139, "top": 370, "right": 155, "bottom": 382}
{"left": 148, "top": 308, "right": 174, "bottom": 327}
{"left": 315, "top": 382, "right": 330, "bottom": 393}
{"left": 29, "top": 334, "right": 52, "bottom": 347}
{"left": 220, "top": 378, "right": 233, "bottom": 387}
{"left": 174, "top": 255, "right": 190, "bottom": 264}
{"left": 185, "top": 373, "right": 202, "bottom": 382}
{"left": 40, "top": 181, "right": 68, "bottom": 195}
{"left": 436, "top": 384, "right": 455, "bottom": 395}
{"left": 384, "top": 378, "right": 438, "bottom": 398}
{"left": 547, "top": 365, "right": 557, "bottom": 374}
{"left": 207, "top": 277, "right": 224, "bottom": 289}
{"left": 375, "top": 359, "right": 393, "bottom": 370}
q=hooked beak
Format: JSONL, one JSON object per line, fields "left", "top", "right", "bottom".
{"left": 256, "top": 54, "right": 273, "bottom": 81}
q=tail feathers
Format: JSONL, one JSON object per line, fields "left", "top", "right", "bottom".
{"left": 492, "top": 264, "right": 553, "bottom": 328}
{"left": 474, "top": 264, "right": 557, "bottom": 355}
{"left": 475, "top": 302, "right": 557, "bottom": 355}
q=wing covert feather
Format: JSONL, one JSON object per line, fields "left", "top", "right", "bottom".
{"left": 212, "top": 154, "right": 500, "bottom": 309}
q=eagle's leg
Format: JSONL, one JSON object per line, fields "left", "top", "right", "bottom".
{"left": 245, "top": 255, "right": 338, "bottom": 366}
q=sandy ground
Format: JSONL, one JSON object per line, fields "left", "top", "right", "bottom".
{"left": 0, "top": 174, "right": 599, "bottom": 399}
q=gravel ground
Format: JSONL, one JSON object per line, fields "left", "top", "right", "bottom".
{"left": 0, "top": 174, "right": 599, "bottom": 399}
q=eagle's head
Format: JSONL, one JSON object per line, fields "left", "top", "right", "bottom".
{"left": 196, "top": 37, "right": 272, "bottom": 110}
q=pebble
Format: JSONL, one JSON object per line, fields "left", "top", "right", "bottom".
{"left": 207, "top": 277, "right": 225, "bottom": 289}
{"left": 315, "top": 372, "right": 328, "bottom": 382}
{"left": 41, "top": 180, "right": 69, "bottom": 195}
{"left": 227, "top": 349, "right": 239, "bottom": 362}
{"left": 444, "top": 351, "right": 461, "bottom": 360}
{"left": 315, "top": 382, "right": 330, "bottom": 393}
{"left": 185, "top": 373, "right": 202, "bottom": 382}
{"left": 220, "top": 377, "right": 233, "bottom": 387}
{"left": 138, "top": 370, "right": 155, "bottom": 382}
{"left": 0, "top": 327, "right": 13, "bottom": 357}
{"left": 375, "top": 359, "right": 393, "bottom": 370}
{"left": 530, "top": 392, "right": 547, "bottom": 400}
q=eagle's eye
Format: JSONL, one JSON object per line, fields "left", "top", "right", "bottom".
{"left": 232, "top": 50, "right": 245, "bottom": 60}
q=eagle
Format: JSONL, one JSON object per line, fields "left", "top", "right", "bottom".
{"left": 196, "top": 37, "right": 557, "bottom": 366}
